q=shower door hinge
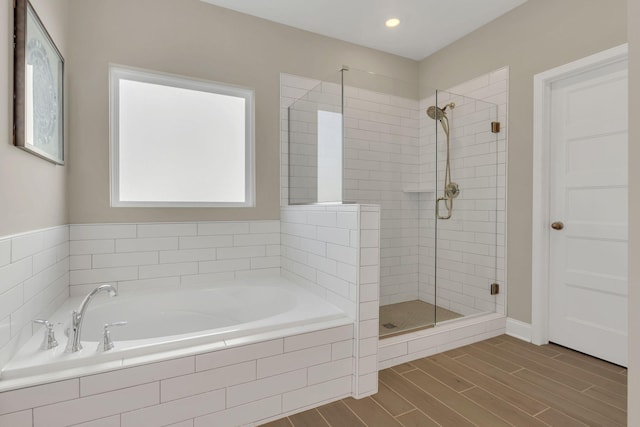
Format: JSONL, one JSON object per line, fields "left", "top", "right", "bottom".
{"left": 490, "top": 283, "right": 500, "bottom": 295}
{"left": 491, "top": 122, "right": 501, "bottom": 133}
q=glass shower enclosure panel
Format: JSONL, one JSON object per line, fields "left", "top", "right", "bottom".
{"left": 288, "top": 76, "right": 343, "bottom": 205}
{"left": 286, "top": 68, "right": 501, "bottom": 339}
{"left": 429, "top": 90, "right": 500, "bottom": 321}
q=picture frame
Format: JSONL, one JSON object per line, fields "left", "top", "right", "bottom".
{"left": 13, "top": 0, "right": 64, "bottom": 165}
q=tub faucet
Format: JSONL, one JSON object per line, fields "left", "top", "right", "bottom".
{"left": 65, "top": 284, "right": 118, "bottom": 353}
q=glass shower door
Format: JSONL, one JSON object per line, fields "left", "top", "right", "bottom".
{"left": 432, "top": 90, "right": 500, "bottom": 321}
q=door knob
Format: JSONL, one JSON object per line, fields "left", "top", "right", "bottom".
{"left": 551, "top": 221, "right": 564, "bottom": 230}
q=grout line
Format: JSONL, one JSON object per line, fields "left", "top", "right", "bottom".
{"left": 581, "top": 384, "right": 596, "bottom": 393}
{"left": 532, "top": 407, "right": 551, "bottom": 417}
{"left": 393, "top": 408, "right": 418, "bottom": 418}
{"left": 339, "top": 399, "right": 369, "bottom": 427}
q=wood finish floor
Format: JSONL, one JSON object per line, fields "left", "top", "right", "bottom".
{"left": 379, "top": 300, "right": 462, "bottom": 337}
{"left": 261, "top": 335, "right": 627, "bottom": 427}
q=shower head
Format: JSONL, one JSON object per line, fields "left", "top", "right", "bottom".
{"left": 426, "top": 102, "right": 455, "bottom": 120}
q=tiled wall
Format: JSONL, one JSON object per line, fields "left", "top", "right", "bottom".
{"left": 282, "top": 74, "right": 422, "bottom": 308}
{"left": 0, "top": 324, "right": 355, "bottom": 427}
{"left": 418, "top": 68, "right": 509, "bottom": 316}
{"left": 68, "top": 221, "right": 281, "bottom": 296}
{"left": 378, "top": 314, "right": 506, "bottom": 369}
{"left": 280, "top": 204, "right": 381, "bottom": 397}
{"left": 0, "top": 226, "right": 69, "bottom": 368}
{"left": 282, "top": 69, "right": 508, "bottom": 316}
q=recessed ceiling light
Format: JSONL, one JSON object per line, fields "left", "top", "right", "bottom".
{"left": 385, "top": 18, "right": 400, "bottom": 28}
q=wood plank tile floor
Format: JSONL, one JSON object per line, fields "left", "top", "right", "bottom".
{"left": 260, "top": 335, "right": 627, "bottom": 427}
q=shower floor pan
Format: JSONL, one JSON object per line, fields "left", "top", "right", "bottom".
{"left": 379, "top": 300, "right": 462, "bottom": 338}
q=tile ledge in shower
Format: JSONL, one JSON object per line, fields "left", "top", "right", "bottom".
{"left": 402, "top": 185, "right": 435, "bottom": 193}
{"left": 378, "top": 313, "right": 506, "bottom": 370}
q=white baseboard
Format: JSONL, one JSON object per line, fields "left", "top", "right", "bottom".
{"left": 506, "top": 318, "right": 532, "bottom": 342}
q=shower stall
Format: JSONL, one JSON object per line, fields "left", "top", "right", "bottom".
{"left": 286, "top": 68, "right": 502, "bottom": 338}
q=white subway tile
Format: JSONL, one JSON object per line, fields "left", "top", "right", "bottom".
{"left": 359, "top": 266, "right": 379, "bottom": 284}
{"left": 196, "top": 339, "right": 283, "bottom": 371}
{"left": 71, "top": 415, "right": 121, "bottom": 427}
{"left": 32, "top": 247, "right": 58, "bottom": 274}
{"left": 359, "top": 337, "right": 378, "bottom": 357}
{"left": 308, "top": 358, "right": 353, "bottom": 385}
{"left": 0, "top": 284, "right": 24, "bottom": 318}
{"left": 282, "top": 376, "right": 351, "bottom": 412}
{"left": 137, "top": 223, "right": 197, "bottom": 238}
{"left": 162, "top": 361, "right": 255, "bottom": 402}
{"left": 326, "top": 244, "right": 357, "bottom": 265}
{"left": 233, "top": 233, "right": 280, "bottom": 246}
{"left": 159, "top": 249, "right": 216, "bottom": 264}
{"left": 80, "top": 357, "right": 194, "bottom": 396}
{"left": 0, "top": 258, "right": 32, "bottom": 294}
{"left": 257, "top": 345, "right": 332, "bottom": 378}
{"left": 249, "top": 221, "right": 280, "bottom": 234}
{"left": 0, "top": 239, "right": 10, "bottom": 268}
{"left": 93, "top": 252, "right": 158, "bottom": 268}
{"left": 23, "top": 259, "right": 67, "bottom": 300}
{"left": 359, "top": 301, "right": 378, "bottom": 321}
{"left": 266, "top": 245, "right": 280, "bottom": 256}
{"left": 378, "top": 342, "right": 408, "bottom": 362}
{"left": 236, "top": 268, "right": 280, "bottom": 279}
{"left": 0, "top": 410, "right": 32, "bottom": 427}
{"left": 0, "top": 379, "right": 78, "bottom": 416}
{"left": 358, "top": 319, "right": 378, "bottom": 339}
{"left": 199, "top": 259, "right": 250, "bottom": 274}
{"left": 121, "top": 389, "right": 224, "bottom": 427}
{"left": 180, "top": 272, "right": 235, "bottom": 286}
{"left": 359, "top": 355, "right": 378, "bottom": 375}
{"left": 316, "top": 227, "right": 350, "bottom": 246}
{"left": 360, "top": 212, "right": 380, "bottom": 230}
{"left": 70, "top": 240, "right": 114, "bottom": 255}
{"left": 227, "top": 369, "right": 306, "bottom": 407}
{"left": 70, "top": 224, "right": 136, "bottom": 241}
{"left": 284, "top": 325, "right": 353, "bottom": 353}
{"left": 11, "top": 232, "right": 44, "bottom": 262}
{"left": 360, "top": 230, "right": 379, "bottom": 248}
{"left": 217, "top": 246, "right": 265, "bottom": 260}
{"left": 34, "top": 383, "right": 157, "bottom": 427}
{"left": 197, "top": 222, "right": 249, "bottom": 235}
{"left": 332, "top": 340, "right": 354, "bottom": 360}
{"left": 251, "top": 256, "right": 281, "bottom": 269}
{"left": 194, "top": 396, "right": 281, "bottom": 427}
{"left": 118, "top": 277, "right": 180, "bottom": 292}
{"left": 336, "top": 262, "right": 357, "bottom": 283}
{"left": 179, "top": 236, "right": 233, "bottom": 250}
{"left": 336, "top": 212, "right": 358, "bottom": 229}
{"left": 116, "top": 237, "right": 178, "bottom": 253}
{"left": 360, "top": 248, "right": 379, "bottom": 266}
{"left": 139, "top": 262, "right": 198, "bottom": 279}
{"left": 356, "top": 373, "right": 378, "bottom": 397}
{"left": 70, "top": 267, "right": 138, "bottom": 285}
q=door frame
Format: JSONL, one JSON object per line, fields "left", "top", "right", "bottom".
{"left": 531, "top": 43, "right": 628, "bottom": 345}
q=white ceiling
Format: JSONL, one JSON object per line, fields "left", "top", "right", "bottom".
{"left": 201, "top": 0, "right": 527, "bottom": 61}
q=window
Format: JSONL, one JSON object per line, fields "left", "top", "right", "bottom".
{"left": 109, "top": 65, "right": 254, "bottom": 207}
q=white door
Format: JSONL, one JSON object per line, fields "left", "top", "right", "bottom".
{"left": 548, "top": 58, "right": 628, "bottom": 366}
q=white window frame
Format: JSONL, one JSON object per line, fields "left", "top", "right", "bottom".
{"left": 109, "top": 64, "right": 255, "bottom": 207}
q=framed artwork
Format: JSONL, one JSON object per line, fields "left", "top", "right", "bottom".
{"left": 14, "top": 0, "right": 64, "bottom": 165}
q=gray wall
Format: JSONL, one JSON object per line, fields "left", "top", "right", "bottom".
{"left": 66, "top": 0, "right": 417, "bottom": 225}
{"left": 0, "top": 0, "right": 69, "bottom": 236}
{"left": 418, "top": 0, "right": 627, "bottom": 323}
{"left": 627, "top": 0, "right": 638, "bottom": 422}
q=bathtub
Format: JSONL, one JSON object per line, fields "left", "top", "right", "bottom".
{"left": 1, "top": 276, "right": 351, "bottom": 382}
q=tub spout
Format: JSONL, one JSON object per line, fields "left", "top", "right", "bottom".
{"left": 65, "top": 284, "right": 118, "bottom": 353}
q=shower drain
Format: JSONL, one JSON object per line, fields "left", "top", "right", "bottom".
{"left": 383, "top": 323, "right": 397, "bottom": 329}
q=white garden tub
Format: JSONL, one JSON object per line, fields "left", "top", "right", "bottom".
{"left": 1, "top": 276, "right": 351, "bottom": 381}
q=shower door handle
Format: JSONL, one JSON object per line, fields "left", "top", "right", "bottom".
{"left": 436, "top": 197, "right": 452, "bottom": 220}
